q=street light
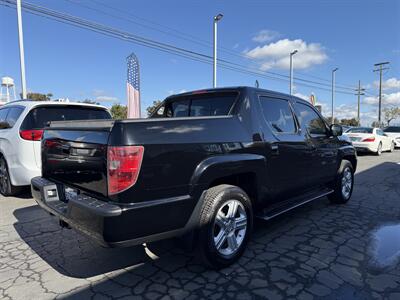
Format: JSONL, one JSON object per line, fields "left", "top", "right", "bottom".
{"left": 213, "top": 13, "right": 223, "bottom": 88}
{"left": 331, "top": 67, "right": 339, "bottom": 124}
{"left": 16, "top": 0, "right": 27, "bottom": 99}
{"left": 289, "top": 49, "right": 298, "bottom": 95}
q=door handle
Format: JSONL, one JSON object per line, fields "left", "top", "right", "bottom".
{"left": 271, "top": 144, "right": 279, "bottom": 155}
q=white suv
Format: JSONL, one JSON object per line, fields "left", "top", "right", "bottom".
{"left": 0, "top": 100, "right": 111, "bottom": 196}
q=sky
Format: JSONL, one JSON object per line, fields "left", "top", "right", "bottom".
{"left": 0, "top": 0, "right": 399, "bottom": 125}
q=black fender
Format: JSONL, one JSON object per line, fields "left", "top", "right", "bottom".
{"left": 189, "top": 153, "right": 267, "bottom": 204}
{"left": 338, "top": 144, "right": 357, "bottom": 172}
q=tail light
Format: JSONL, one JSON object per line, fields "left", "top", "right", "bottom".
{"left": 20, "top": 129, "right": 44, "bottom": 141}
{"left": 107, "top": 146, "right": 144, "bottom": 195}
{"left": 362, "top": 137, "right": 375, "bottom": 142}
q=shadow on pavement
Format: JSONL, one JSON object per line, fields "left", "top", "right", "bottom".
{"left": 12, "top": 161, "right": 400, "bottom": 299}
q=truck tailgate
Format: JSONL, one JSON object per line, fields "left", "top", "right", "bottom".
{"left": 42, "top": 120, "right": 114, "bottom": 197}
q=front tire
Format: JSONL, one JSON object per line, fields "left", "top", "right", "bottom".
{"left": 390, "top": 142, "right": 395, "bottom": 152}
{"left": 376, "top": 142, "right": 382, "bottom": 156}
{"left": 197, "top": 184, "right": 253, "bottom": 269}
{"left": 328, "top": 160, "right": 354, "bottom": 204}
{"left": 0, "top": 157, "right": 22, "bottom": 197}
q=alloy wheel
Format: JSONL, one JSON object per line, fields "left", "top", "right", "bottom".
{"left": 341, "top": 167, "right": 352, "bottom": 200}
{"left": 213, "top": 199, "right": 247, "bottom": 257}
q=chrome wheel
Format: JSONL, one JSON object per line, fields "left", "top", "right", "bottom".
{"left": 390, "top": 142, "right": 395, "bottom": 152}
{"left": 0, "top": 159, "right": 8, "bottom": 195}
{"left": 213, "top": 199, "right": 247, "bottom": 257}
{"left": 341, "top": 167, "right": 352, "bottom": 200}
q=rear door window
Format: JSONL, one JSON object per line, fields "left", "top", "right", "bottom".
{"left": 259, "top": 97, "right": 296, "bottom": 133}
{"left": 20, "top": 106, "right": 111, "bottom": 130}
{"left": 6, "top": 107, "right": 24, "bottom": 127}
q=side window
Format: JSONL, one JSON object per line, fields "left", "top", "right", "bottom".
{"left": 0, "top": 108, "right": 10, "bottom": 129}
{"left": 259, "top": 97, "right": 296, "bottom": 133}
{"left": 296, "top": 103, "right": 328, "bottom": 135}
{"left": 6, "top": 107, "right": 24, "bottom": 127}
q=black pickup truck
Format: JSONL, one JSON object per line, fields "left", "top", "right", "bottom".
{"left": 31, "top": 87, "right": 357, "bottom": 268}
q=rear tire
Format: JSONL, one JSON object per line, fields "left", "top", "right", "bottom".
{"left": 197, "top": 184, "right": 253, "bottom": 269}
{"left": 390, "top": 142, "right": 395, "bottom": 152}
{"left": 0, "top": 157, "right": 22, "bottom": 197}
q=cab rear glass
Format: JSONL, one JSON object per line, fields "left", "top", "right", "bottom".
{"left": 154, "top": 92, "right": 238, "bottom": 118}
{"left": 20, "top": 106, "right": 111, "bottom": 130}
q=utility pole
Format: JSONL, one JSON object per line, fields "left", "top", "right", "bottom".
{"left": 213, "top": 14, "right": 223, "bottom": 88}
{"left": 331, "top": 68, "right": 338, "bottom": 124}
{"left": 16, "top": 0, "right": 27, "bottom": 99}
{"left": 373, "top": 62, "right": 390, "bottom": 126}
{"left": 355, "top": 80, "right": 365, "bottom": 126}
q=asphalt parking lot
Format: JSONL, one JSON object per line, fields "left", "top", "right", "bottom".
{"left": 0, "top": 152, "right": 399, "bottom": 300}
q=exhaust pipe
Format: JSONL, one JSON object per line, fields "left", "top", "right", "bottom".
{"left": 59, "top": 219, "right": 71, "bottom": 229}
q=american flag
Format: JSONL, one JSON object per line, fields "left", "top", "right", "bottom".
{"left": 126, "top": 53, "right": 141, "bottom": 118}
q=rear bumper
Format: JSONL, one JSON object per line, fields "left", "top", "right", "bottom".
{"left": 31, "top": 177, "right": 198, "bottom": 247}
{"left": 351, "top": 142, "right": 377, "bottom": 153}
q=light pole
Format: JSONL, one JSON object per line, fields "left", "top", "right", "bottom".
{"left": 213, "top": 13, "right": 223, "bottom": 88}
{"left": 289, "top": 50, "right": 298, "bottom": 95}
{"left": 16, "top": 0, "right": 27, "bottom": 99}
{"left": 331, "top": 67, "right": 338, "bottom": 124}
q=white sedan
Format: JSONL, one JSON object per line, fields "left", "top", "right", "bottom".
{"left": 343, "top": 127, "right": 395, "bottom": 155}
{"left": 384, "top": 126, "right": 400, "bottom": 148}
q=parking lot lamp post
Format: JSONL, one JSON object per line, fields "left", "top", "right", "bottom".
{"left": 213, "top": 13, "right": 223, "bottom": 88}
{"left": 289, "top": 50, "right": 298, "bottom": 95}
{"left": 16, "top": 0, "right": 27, "bottom": 99}
{"left": 331, "top": 68, "right": 339, "bottom": 124}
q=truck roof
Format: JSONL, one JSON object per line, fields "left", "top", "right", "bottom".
{"left": 166, "top": 86, "right": 310, "bottom": 105}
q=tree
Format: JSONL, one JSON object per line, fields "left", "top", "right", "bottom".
{"left": 146, "top": 100, "right": 162, "bottom": 117}
{"left": 383, "top": 107, "right": 400, "bottom": 126}
{"left": 340, "top": 118, "right": 358, "bottom": 126}
{"left": 21, "top": 92, "right": 53, "bottom": 101}
{"left": 110, "top": 104, "right": 127, "bottom": 119}
{"left": 371, "top": 121, "right": 381, "bottom": 128}
{"left": 324, "top": 116, "right": 340, "bottom": 126}
{"left": 80, "top": 99, "right": 99, "bottom": 105}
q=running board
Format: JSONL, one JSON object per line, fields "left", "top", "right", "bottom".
{"left": 256, "top": 188, "right": 334, "bottom": 221}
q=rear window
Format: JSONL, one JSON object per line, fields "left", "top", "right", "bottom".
{"left": 346, "top": 127, "right": 373, "bottom": 134}
{"left": 384, "top": 126, "right": 400, "bottom": 133}
{"left": 20, "top": 106, "right": 111, "bottom": 130}
{"left": 153, "top": 92, "right": 238, "bottom": 118}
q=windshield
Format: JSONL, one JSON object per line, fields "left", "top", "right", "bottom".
{"left": 346, "top": 127, "right": 373, "bottom": 134}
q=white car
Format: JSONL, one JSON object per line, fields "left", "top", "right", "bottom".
{"left": 343, "top": 127, "right": 395, "bottom": 155}
{"left": 383, "top": 126, "right": 400, "bottom": 148}
{"left": 0, "top": 100, "right": 111, "bottom": 196}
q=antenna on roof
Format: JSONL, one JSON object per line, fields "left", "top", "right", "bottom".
{"left": 255, "top": 80, "right": 259, "bottom": 88}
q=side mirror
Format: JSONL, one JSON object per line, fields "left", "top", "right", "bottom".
{"left": 0, "top": 121, "right": 11, "bottom": 129}
{"left": 330, "top": 124, "right": 343, "bottom": 137}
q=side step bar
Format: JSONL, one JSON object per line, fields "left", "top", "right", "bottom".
{"left": 256, "top": 188, "right": 334, "bottom": 221}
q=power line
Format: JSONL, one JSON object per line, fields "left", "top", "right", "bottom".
{"left": 1, "top": 0, "right": 356, "bottom": 95}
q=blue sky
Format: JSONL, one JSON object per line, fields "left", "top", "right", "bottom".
{"left": 1, "top": 0, "right": 399, "bottom": 124}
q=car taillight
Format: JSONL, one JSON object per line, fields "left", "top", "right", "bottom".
{"left": 19, "top": 129, "right": 44, "bottom": 141}
{"left": 362, "top": 137, "right": 375, "bottom": 142}
{"left": 107, "top": 146, "right": 144, "bottom": 195}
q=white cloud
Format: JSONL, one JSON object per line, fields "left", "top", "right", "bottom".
{"left": 293, "top": 92, "right": 309, "bottom": 101}
{"left": 373, "top": 77, "right": 400, "bottom": 91}
{"left": 363, "top": 92, "right": 400, "bottom": 106}
{"left": 318, "top": 102, "right": 377, "bottom": 126}
{"left": 96, "top": 96, "right": 118, "bottom": 102}
{"left": 252, "top": 30, "right": 280, "bottom": 43}
{"left": 244, "top": 39, "right": 328, "bottom": 70}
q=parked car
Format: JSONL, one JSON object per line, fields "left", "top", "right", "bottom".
{"left": 383, "top": 126, "right": 400, "bottom": 148}
{"left": 343, "top": 127, "right": 395, "bottom": 155}
{"left": 0, "top": 100, "right": 111, "bottom": 196}
{"left": 31, "top": 87, "right": 357, "bottom": 268}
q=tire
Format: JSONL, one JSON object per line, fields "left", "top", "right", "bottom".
{"left": 0, "top": 157, "right": 22, "bottom": 196}
{"left": 390, "top": 142, "right": 395, "bottom": 152}
{"left": 197, "top": 184, "right": 253, "bottom": 269}
{"left": 328, "top": 160, "right": 354, "bottom": 204}
{"left": 375, "top": 142, "right": 382, "bottom": 156}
